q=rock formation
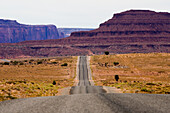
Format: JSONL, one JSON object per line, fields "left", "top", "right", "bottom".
{"left": 67, "top": 10, "right": 170, "bottom": 54}
{"left": 0, "top": 10, "right": 170, "bottom": 58}
{"left": 71, "top": 10, "right": 170, "bottom": 38}
{"left": 0, "top": 19, "right": 60, "bottom": 43}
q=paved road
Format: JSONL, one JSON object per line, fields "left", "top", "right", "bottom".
{"left": 0, "top": 93, "right": 169, "bottom": 113}
{"left": 70, "top": 56, "right": 106, "bottom": 94}
{"left": 0, "top": 56, "right": 169, "bottom": 113}
{"left": 77, "top": 56, "right": 90, "bottom": 86}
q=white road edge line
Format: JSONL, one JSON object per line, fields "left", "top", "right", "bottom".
{"left": 75, "top": 56, "right": 80, "bottom": 86}
{"left": 87, "top": 56, "right": 94, "bottom": 86}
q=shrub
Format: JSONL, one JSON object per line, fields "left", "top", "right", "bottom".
{"left": 141, "top": 88, "right": 152, "bottom": 93}
{"left": 104, "top": 51, "right": 109, "bottom": 55}
{"left": 115, "top": 75, "right": 119, "bottom": 81}
{"left": 24, "top": 60, "right": 28, "bottom": 62}
{"left": 52, "top": 80, "right": 56, "bottom": 85}
{"left": 61, "top": 63, "right": 68, "bottom": 66}
{"left": 31, "top": 82, "right": 34, "bottom": 84}
{"left": 52, "top": 62, "right": 58, "bottom": 64}
{"left": 105, "top": 62, "right": 108, "bottom": 67}
{"left": 3, "top": 62, "right": 9, "bottom": 65}
{"left": 146, "top": 83, "right": 156, "bottom": 85}
{"left": 113, "top": 62, "right": 119, "bottom": 66}
{"left": 30, "top": 59, "right": 34, "bottom": 62}
{"left": 19, "top": 62, "right": 24, "bottom": 65}
{"left": 165, "top": 92, "right": 170, "bottom": 94}
{"left": 37, "top": 61, "right": 43, "bottom": 64}
{"left": 12, "top": 61, "right": 19, "bottom": 65}
{"left": 50, "top": 84, "right": 53, "bottom": 87}
{"left": 158, "top": 71, "right": 165, "bottom": 73}
{"left": 6, "top": 95, "right": 17, "bottom": 100}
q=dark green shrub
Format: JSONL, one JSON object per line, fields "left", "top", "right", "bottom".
{"left": 37, "top": 61, "right": 43, "bottom": 64}
{"left": 104, "top": 51, "right": 109, "bottom": 55}
{"left": 165, "top": 92, "right": 170, "bottom": 94}
{"left": 24, "top": 60, "right": 27, "bottom": 62}
{"left": 146, "top": 83, "right": 156, "bottom": 85}
{"left": 13, "top": 61, "right": 19, "bottom": 65}
{"left": 115, "top": 75, "right": 119, "bottom": 81}
{"left": 52, "top": 80, "right": 56, "bottom": 85}
{"left": 30, "top": 59, "right": 34, "bottom": 62}
{"left": 31, "top": 82, "right": 34, "bottom": 84}
{"left": 61, "top": 63, "right": 68, "bottom": 66}
{"left": 19, "top": 62, "right": 24, "bottom": 65}
{"left": 105, "top": 62, "right": 108, "bottom": 67}
{"left": 141, "top": 88, "right": 152, "bottom": 93}
{"left": 52, "top": 62, "right": 58, "bottom": 64}
{"left": 6, "top": 95, "right": 17, "bottom": 99}
{"left": 6, "top": 81, "right": 14, "bottom": 84}
{"left": 29, "top": 59, "right": 34, "bottom": 63}
{"left": 113, "top": 62, "right": 119, "bottom": 66}
{"left": 3, "top": 62, "right": 9, "bottom": 65}
{"left": 158, "top": 71, "right": 165, "bottom": 73}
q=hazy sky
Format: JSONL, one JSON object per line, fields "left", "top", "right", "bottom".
{"left": 0, "top": 0, "right": 170, "bottom": 28}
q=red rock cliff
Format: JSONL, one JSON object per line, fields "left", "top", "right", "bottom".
{"left": 71, "top": 10, "right": 170, "bottom": 38}
{"left": 0, "top": 10, "right": 170, "bottom": 58}
{"left": 0, "top": 19, "right": 60, "bottom": 43}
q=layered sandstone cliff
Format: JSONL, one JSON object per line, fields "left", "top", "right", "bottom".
{"left": 66, "top": 10, "right": 170, "bottom": 54}
{"left": 0, "top": 10, "right": 170, "bottom": 58}
{"left": 71, "top": 10, "right": 170, "bottom": 38}
{"left": 0, "top": 19, "right": 60, "bottom": 43}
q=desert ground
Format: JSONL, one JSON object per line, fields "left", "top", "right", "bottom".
{"left": 90, "top": 53, "right": 170, "bottom": 94}
{"left": 0, "top": 56, "right": 77, "bottom": 101}
{"left": 1, "top": 53, "right": 170, "bottom": 101}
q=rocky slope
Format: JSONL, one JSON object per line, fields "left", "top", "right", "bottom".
{"left": 0, "top": 10, "right": 170, "bottom": 58}
{"left": 0, "top": 19, "right": 60, "bottom": 43}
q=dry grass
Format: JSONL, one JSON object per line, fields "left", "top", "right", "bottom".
{"left": 0, "top": 56, "right": 77, "bottom": 101}
{"left": 90, "top": 53, "right": 170, "bottom": 94}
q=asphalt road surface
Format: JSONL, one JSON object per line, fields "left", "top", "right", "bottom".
{"left": 0, "top": 93, "right": 169, "bottom": 113}
{"left": 70, "top": 56, "right": 106, "bottom": 94}
{"left": 0, "top": 56, "right": 169, "bottom": 113}
{"left": 77, "top": 56, "right": 91, "bottom": 86}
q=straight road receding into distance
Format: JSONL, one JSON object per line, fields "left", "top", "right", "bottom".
{"left": 70, "top": 56, "right": 106, "bottom": 94}
{"left": 0, "top": 56, "right": 170, "bottom": 113}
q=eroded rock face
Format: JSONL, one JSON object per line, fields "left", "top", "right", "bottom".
{"left": 0, "top": 10, "right": 170, "bottom": 58}
{"left": 67, "top": 10, "right": 170, "bottom": 54}
{"left": 71, "top": 10, "right": 170, "bottom": 37}
{"left": 0, "top": 19, "right": 60, "bottom": 43}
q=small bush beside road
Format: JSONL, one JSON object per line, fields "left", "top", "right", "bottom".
{"left": 90, "top": 53, "right": 170, "bottom": 94}
{"left": 0, "top": 56, "right": 77, "bottom": 101}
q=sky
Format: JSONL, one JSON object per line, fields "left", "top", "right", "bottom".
{"left": 0, "top": 0, "right": 170, "bottom": 28}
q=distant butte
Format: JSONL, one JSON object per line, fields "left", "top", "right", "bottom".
{"left": 0, "top": 19, "right": 61, "bottom": 43}
{"left": 70, "top": 10, "right": 170, "bottom": 38}
{"left": 0, "top": 10, "right": 170, "bottom": 58}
